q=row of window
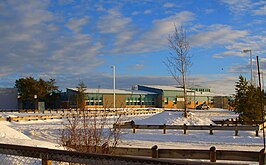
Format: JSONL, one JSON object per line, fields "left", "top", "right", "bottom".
{"left": 126, "top": 97, "right": 155, "bottom": 106}
{"left": 85, "top": 100, "right": 103, "bottom": 105}
{"left": 126, "top": 101, "right": 155, "bottom": 106}
{"left": 192, "top": 88, "right": 211, "bottom": 92}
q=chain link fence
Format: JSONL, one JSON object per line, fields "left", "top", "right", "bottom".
{"left": 0, "top": 143, "right": 260, "bottom": 165}
{"left": 0, "top": 143, "right": 184, "bottom": 165}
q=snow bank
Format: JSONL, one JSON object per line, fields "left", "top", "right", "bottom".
{"left": 134, "top": 111, "right": 214, "bottom": 125}
{"left": 0, "top": 122, "right": 31, "bottom": 140}
{"left": 0, "top": 121, "right": 63, "bottom": 150}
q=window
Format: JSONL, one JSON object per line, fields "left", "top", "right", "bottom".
{"left": 164, "top": 98, "right": 168, "bottom": 104}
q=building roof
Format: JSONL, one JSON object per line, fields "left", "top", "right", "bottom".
{"left": 67, "top": 88, "right": 157, "bottom": 95}
{"left": 138, "top": 85, "right": 192, "bottom": 91}
{"left": 138, "top": 85, "right": 229, "bottom": 96}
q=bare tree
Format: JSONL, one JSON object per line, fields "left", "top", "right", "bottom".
{"left": 165, "top": 25, "right": 192, "bottom": 118}
{"left": 60, "top": 110, "right": 122, "bottom": 154}
{"left": 60, "top": 82, "right": 122, "bottom": 154}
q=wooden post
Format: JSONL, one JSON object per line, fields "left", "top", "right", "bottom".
{"left": 235, "top": 123, "right": 239, "bottom": 136}
{"left": 151, "top": 145, "right": 158, "bottom": 158}
{"left": 132, "top": 125, "right": 136, "bottom": 134}
{"left": 42, "top": 159, "right": 52, "bottom": 165}
{"left": 41, "top": 153, "right": 52, "bottom": 165}
{"left": 131, "top": 120, "right": 136, "bottom": 134}
{"left": 210, "top": 146, "right": 216, "bottom": 162}
{"left": 210, "top": 124, "right": 213, "bottom": 135}
{"left": 183, "top": 124, "right": 187, "bottom": 134}
{"left": 256, "top": 124, "right": 259, "bottom": 137}
{"left": 163, "top": 124, "right": 166, "bottom": 134}
{"left": 259, "top": 148, "right": 265, "bottom": 165}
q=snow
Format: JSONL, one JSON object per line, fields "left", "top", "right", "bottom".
{"left": 0, "top": 108, "right": 264, "bottom": 164}
{"left": 134, "top": 111, "right": 214, "bottom": 125}
{"left": 121, "top": 109, "right": 263, "bottom": 152}
{"left": 0, "top": 121, "right": 63, "bottom": 150}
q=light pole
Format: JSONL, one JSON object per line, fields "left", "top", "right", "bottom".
{"left": 34, "top": 95, "right": 38, "bottom": 110}
{"left": 111, "top": 65, "right": 116, "bottom": 111}
{"left": 243, "top": 49, "right": 253, "bottom": 85}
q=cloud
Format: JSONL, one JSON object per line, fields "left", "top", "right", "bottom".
{"left": 0, "top": 0, "right": 104, "bottom": 80}
{"left": 191, "top": 74, "right": 238, "bottom": 95}
{"left": 163, "top": 3, "right": 175, "bottom": 8}
{"left": 220, "top": 0, "right": 253, "bottom": 15}
{"left": 66, "top": 17, "right": 89, "bottom": 33}
{"left": 253, "top": 5, "right": 266, "bottom": 15}
{"left": 144, "top": 9, "right": 152, "bottom": 14}
{"left": 213, "top": 51, "right": 246, "bottom": 58}
{"left": 190, "top": 25, "right": 248, "bottom": 47}
{"left": 98, "top": 9, "right": 132, "bottom": 34}
{"left": 188, "top": 24, "right": 263, "bottom": 59}
{"left": 131, "top": 11, "right": 140, "bottom": 15}
{"left": 151, "top": 11, "right": 194, "bottom": 37}
{"left": 130, "top": 64, "right": 145, "bottom": 70}
{"left": 220, "top": 0, "right": 266, "bottom": 16}
{"left": 124, "top": 11, "right": 195, "bottom": 53}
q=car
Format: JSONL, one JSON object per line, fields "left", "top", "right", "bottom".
{"left": 196, "top": 103, "right": 210, "bottom": 110}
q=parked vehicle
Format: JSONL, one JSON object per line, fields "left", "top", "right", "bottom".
{"left": 196, "top": 104, "right": 210, "bottom": 110}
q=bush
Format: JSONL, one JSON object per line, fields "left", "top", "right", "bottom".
{"left": 60, "top": 109, "right": 122, "bottom": 154}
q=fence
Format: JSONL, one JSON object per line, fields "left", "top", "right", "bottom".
{"left": 114, "top": 145, "right": 265, "bottom": 164}
{"left": 3, "top": 109, "right": 163, "bottom": 122}
{"left": 0, "top": 143, "right": 263, "bottom": 165}
{"left": 213, "top": 119, "right": 266, "bottom": 126}
{"left": 114, "top": 122, "right": 260, "bottom": 136}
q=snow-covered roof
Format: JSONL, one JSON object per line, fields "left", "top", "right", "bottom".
{"left": 139, "top": 85, "right": 191, "bottom": 91}
{"left": 67, "top": 88, "right": 157, "bottom": 95}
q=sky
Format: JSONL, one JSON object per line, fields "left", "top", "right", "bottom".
{"left": 0, "top": 0, "right": 265, "bottom": 95}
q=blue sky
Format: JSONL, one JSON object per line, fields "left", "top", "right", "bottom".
{"left": 0, "top": 0, "right": 265, "bottom": 94}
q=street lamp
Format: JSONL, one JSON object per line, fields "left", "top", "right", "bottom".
{"left": 243, "top": 49, "right": 253, "bottom": 85}
{"left": 111, "top": 65, "right": 116, "bottom": 111}
{"left": 34, "top": 95, "right": 38, "bottom": 110}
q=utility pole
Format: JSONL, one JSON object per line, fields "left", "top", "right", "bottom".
{"left": 256, "top": 56, "right": 265, "bottom": 149}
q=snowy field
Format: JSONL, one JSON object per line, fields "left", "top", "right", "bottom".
{"left": 0, "top": 108, "right": 264, "bottom": 153}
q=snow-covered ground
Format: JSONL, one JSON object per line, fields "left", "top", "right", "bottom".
{"left": 0, "top": 109, "right": 264, "bottom": 155}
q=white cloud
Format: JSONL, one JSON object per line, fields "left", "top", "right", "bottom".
{"left": 220, "top": 0, "right": 266, "bottom": 16}
{"left": 253, "top": 5, "right": 266, "bottom": 15}
{"left": 130, "top": 64, "right": 145, "bottom": 70}
{"left": 144, "top": 10, "right": 152, "bottom": 14}
{"left": 163, "top": 3, "right": 175, "bottom": 8}
{"left": 131, "top": 11, "right": 140, "bottom": 15}
{"left": 152, "top": 11, "right": 194, "bottom": 37}
{"left": 98, "top": 9, "right": 132, "bottom": 34}
{"left": 220, "top": 0, "right": 253, "bottom": 15}
{"left": 124, "top": 11, "right": 195, "bottom": 53}
{"left": 190, "top": 25, "right": 248, "bottom": 47}
{"left": 66, "top": 17, "right": 89, "bottom": 33}
{"left": 213, "top": 51, "right": 246, "bottom": 58}
{"left": 0, "top": 0, "right": 104, "bottom": 79}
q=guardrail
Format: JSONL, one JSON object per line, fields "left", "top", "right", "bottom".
{"left": 114, "top": 122, "right": 260, "bottom": 136}
{"left": 3, "top": 109, "right": 163, "bottom": 122}
{"left": 114, "top": 145, "right": 265, "bottom": 164}
{"left": 213, "top": 119, "right": 263, "bottom": 126}
{"left": 0, "top": 143, "right": 263, "bottom": 165}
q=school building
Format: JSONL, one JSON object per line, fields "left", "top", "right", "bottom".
{"left": 62, "top": 85, "right": 230, "bottom": 109}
